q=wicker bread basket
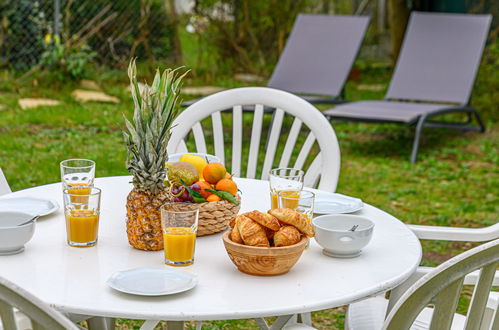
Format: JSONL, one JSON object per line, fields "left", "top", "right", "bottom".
{"left": 197, "top": 194, "right": 241, "bottom": 236}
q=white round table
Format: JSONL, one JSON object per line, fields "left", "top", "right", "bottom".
{"left": 0, "top": 176, "right": 421, "bottom": 325}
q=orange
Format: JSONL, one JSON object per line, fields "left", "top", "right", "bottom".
{"left": 203, "top": 163, "right": 227, "bottom": 184}
{"left": 225, "top": 172, "right": 232, "bottom": 180}
{"left": 215, "top": 179, "right": 238, "bottom": 196}
{"left": 207, "top": 194, "right": 221, "bottom": 202}
{"left": 195, "top": 181, "right": 213, "bottom": 199}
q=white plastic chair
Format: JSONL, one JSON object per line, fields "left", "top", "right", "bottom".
{"left": 0, "top": 168, "right": 11, "bottom": 196}
{"left": 0, "top": 276, "right": 79, "bottom": 330}
{"left": 168, "top": 87, "right": 341, "bottom": 192}
{"left": 284, "top": 239, "right": 499, "bottom": 330}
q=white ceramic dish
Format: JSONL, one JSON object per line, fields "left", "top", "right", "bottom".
{"left": 0, "top": 211, "right": 36, "bottom": 255}
{"left": 107, "top": 267, "right": 198, "bottom": 296}
{"left": 311, "top": 192, "right": 363, "bottom": 214}
{"left": 167, "top": 153, "right": 221, "bottom": 164}
{"left": 0, "top": 197, "right": 59, "bottom": 217}
{"left": 313, "top": 214, "right": 374, "bottom": 258}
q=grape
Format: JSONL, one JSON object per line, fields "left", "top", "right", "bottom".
{"left": 172, "top": 197, "right": 182, "bottom": 203}
{"left": 170, "top": 186, "right": 180, "bottom": 195}
{"left": 181, "top": 190, "right": 190, "bottom": 200}
{"left": 191, "top": 184, "right": 201, "bottom": 192}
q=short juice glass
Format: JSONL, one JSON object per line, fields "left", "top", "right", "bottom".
{"left": 269, "top": 168, "right": 304, "bottom": 209}
{"left": 161, "top": 203, "right": 199, "bottom": 267}
{"left": 63, "top": 187, "right": 101, "bottom": 247}
{"left": 278, "top": 190, "right": 315, "bottom": 221}
{"left": 60, "top": 159, "right": 95, "bottom": 202}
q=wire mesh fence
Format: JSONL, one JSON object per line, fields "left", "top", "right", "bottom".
{"left": 0, "top": 0, "right": 175, "bottom": 70}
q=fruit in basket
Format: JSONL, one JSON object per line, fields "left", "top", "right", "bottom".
{"left": 215, "top": 179, "right": 238, "bottom": 196}
{"left": 166, "top": 161, "right": 199, "bottom": 185}
{"left": 180, "top": 154, "right": 208, "bottom": 180}
{"left": 195, "top": 181, "right": 213, "bottom": 199}
{"left": 203, "top": 162, "right": 227, "bottom": 184}
{"left": 123, "top": 59, "right": 188, "bottom": 251}
{"left": 206, "top": 194, "right": 221, "bottom": 202}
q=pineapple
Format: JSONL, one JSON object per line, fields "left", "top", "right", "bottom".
{"left": 123, "top": 59, "right": 188, "bottom": 251}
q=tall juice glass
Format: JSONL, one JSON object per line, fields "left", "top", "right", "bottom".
{"left": 269, "top": 168, "right": 304, "bottom": 209}
{"left": 63, "top": 187, "right": 101, "bottom": 247}
{"left": 60, "top": 159, "right": 95, "bottom": 203}
{"left": 161, "top": 203, "right": 199, "bottom": 266}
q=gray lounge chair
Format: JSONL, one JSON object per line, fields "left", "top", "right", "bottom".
{"left": 183, "top": 14, "right": 370, "bottom": 107}
{"left": 323, "top": 12, "right": 491, "bottom": 163}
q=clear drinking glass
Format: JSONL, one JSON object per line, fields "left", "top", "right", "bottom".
{"left": 269, "top": 168, "right": 304, "bottom": 209}
{"left": 278, "top": 190, "right": 315, "bottom": 222}
{"left": 161, "top": 203, "right": 199, "bottom": 267}
{"left": 63, "top": 187, "right": 101, "bottom": 247}
{"left": 60, "top": 159, "right": 95, "bottom": 196}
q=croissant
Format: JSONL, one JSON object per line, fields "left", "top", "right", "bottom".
{"left": 245, "top": 210, "right": 281, "bottom": 231}
{"left": 274, "top": 225, "right": 302, "bottom": 247}
{"left": 236, "top": 215, "right": 270, "bottom": 247}
{"left": 230, "top": 222, "right": 243, "bottom": 244}
{"left": 268, "top": 208, "right": 315, "bottom": 237}
{"left": 264, "top": 226, "right": 275, "bottom": 240}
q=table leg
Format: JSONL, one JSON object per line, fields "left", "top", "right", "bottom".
{"left": 166, "top": 320, "right": 185, "bottom": 330}
{"left": 255, "top": 315, "right": 294, "bottom": 330}
{"left": 87, "top": 316, "right": 115, "bottom": 330}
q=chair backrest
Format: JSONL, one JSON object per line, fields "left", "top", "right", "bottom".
{"left": 385, "top": 11, "right": 492, "bottom": 105}
{"left": 0, "top": 276, "right": 79, "bottom": 330}
{"left": 168, "top": 87, "right": 341, "bottom": 192}
{"left": 383, "top": 239, "right": 499, "bottom": 330}
{"left": 267, "top": 14, "right": 370, "bottom": 98}
{"left": 0, "top": 169, "right": 11, "bottom": 196}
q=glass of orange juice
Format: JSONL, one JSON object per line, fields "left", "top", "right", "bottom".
{"left": 63, "top": 187, "right": 101, "bottom": 247}
{"left": 269, "top": 168, "right": 304, "bottom": 209}
{"left": 161, "top": 203, "right": 199, "bottom": 267}
{"left": 60, "top": 159, "right": 95, "bottom": 199}
{"left": 278, "top": 190, "right": 315, "bottom": 221}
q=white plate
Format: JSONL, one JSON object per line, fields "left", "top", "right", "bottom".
{"left": 311, "top": 192, "right": 364, "bottom": 214}
{"left": 107, "top": 267, "right": 198, "bottom": 296}
{"left": 0, "top": 197, "right": 59, "bottom": 217}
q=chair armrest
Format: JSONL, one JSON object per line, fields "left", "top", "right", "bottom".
{"left": 387, "top": 267, "right": 499, "bottom": 314}
{"left": 408, "top": 223, "right": 499, "bottom": 242}
{"left": 417, "top": 267, "right": 499, "bottom": 286}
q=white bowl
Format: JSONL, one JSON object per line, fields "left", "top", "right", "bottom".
{"left": 313, "top": 214, "right": 374, "bottom": 258}
{"left": 167, "top": 153, "right": 222, "bottom": 164}
{"left": 0, "top": 211, "right": 36, "bottom": 255}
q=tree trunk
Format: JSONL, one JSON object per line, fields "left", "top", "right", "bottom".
{"left": 168, "top": 0, "right": 183, "bottom": 64}
{"left": 387, "top": 0, "right": 409, "bottom": 63}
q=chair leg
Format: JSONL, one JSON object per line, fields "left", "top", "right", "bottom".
{"left": 472, "top": 109, "right": 486, "bottom": 133}
{"left": 410, "top": 115, "right": 428, "bottom": 163}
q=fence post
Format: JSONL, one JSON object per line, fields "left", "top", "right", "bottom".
{"left": 53, "top": 0, "right": 61, "bottom": 36}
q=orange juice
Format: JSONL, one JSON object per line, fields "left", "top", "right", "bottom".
{"left": 271, "top": 190, "right": 300, "bottom": 209}
{"left": 68, "top": 184, "right": 91, "bottom": 203}
{"left": 163, "top": 227, "right": 196, "bottom": 266}
{"left": 65, "top": 209, "right": 99, "bottom": 246}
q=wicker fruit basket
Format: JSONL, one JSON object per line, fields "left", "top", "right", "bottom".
{"left": 197, "top": 194, "right": 241, "bottom": 236}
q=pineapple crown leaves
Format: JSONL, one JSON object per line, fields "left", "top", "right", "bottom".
{"left": 123, "top": 59, "right": 189, "bottom": 194}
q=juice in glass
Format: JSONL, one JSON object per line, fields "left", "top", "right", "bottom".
{"left": 67, "top": 183, "right": 92, "bottom": 203}
{"left": 269, "top": 168, "right": 304, "bottom": 209}
{"left": 163, "top": 228, "right": 196, "bottom": 266}
{"left": 65, "top": 209, "right": 99, "bottom": 247}
{"left": 161, "top": 203, "right": 199, "bottom": 267}
{"left": 271, "top": 190, "right": 300, "bottom": 209}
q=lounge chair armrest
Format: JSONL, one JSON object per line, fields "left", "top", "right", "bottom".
{"left": 408, "top": 223, "right": 499, "bottom": 242}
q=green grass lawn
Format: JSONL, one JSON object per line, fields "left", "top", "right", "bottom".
{"left": 0, "top": 53, "right": 497, "bottom": 329}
